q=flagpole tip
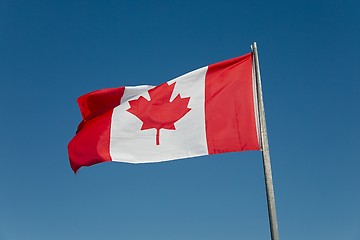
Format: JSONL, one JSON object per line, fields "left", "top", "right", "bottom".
{"left": 251, "top": 42, "right": 257, "bottom": 51}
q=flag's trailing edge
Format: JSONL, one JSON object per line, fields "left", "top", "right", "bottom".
{"left": 68, "top": 53, "right": 260, "bottom": 173}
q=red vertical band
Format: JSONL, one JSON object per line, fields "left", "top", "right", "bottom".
{"left": 68, "top": 87, "right": 125, "bottom": 172}
{"left": 205, "top": 53, "right": 260, "bottom": 154}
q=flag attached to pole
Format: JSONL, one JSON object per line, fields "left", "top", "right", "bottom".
{"left": 68, "top": 52, "right": 260, "bottom": 172}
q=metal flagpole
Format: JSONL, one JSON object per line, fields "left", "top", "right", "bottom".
{"left": 251, "top": 42, "right": 280, "bottom": 240}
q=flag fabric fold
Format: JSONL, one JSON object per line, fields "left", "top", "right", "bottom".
{"left": 68, "top": 52, "right": 260, "bottom": 172}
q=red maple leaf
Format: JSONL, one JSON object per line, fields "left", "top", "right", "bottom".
{"left": 127, "top": 82, "right": 191, "bottom": 145}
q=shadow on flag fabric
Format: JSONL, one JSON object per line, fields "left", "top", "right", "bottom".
{"left": 68, "top": 53, "right": 260, "bottom": 173}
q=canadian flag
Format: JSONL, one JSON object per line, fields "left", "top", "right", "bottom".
{"left": 68, "top": 53, "right": 260, "bottom": 172}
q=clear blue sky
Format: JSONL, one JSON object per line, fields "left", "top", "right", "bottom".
{"left": 1, "top": 0, "right": 359, "bottom": 239}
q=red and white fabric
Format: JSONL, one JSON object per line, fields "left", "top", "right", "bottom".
{"left": 68, "top": 53, "right": 260, "bottom": 172}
